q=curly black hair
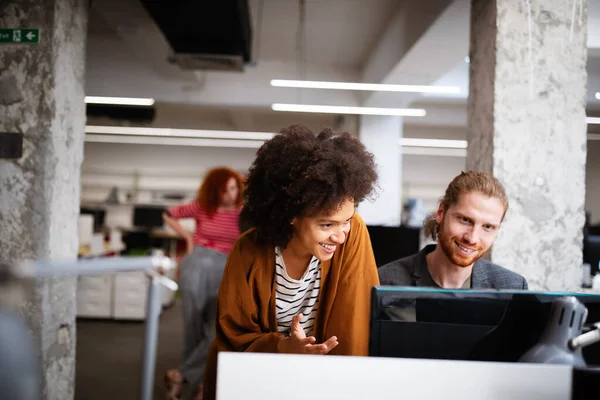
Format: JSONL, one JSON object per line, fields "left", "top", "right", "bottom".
{"left": 240, "top": 124, "right": 378, "bottom": 248}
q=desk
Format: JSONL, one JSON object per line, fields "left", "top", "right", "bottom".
{"left": 579, "top": 288, "right": 600, "bottom": 294}
{"left": 78, "top": 242, "right": 125, "bottom": 258}
{"left": 149, "top": 229, "right": 185, "bottom": 240}
{"left": 216, "top": 353, "right": 572, "bottom": 400}
{"left": 149, "top": 229, "right": 191, "bottom": 259}
{"left": 76, "top": 241, "right": 151, "bottom": 320}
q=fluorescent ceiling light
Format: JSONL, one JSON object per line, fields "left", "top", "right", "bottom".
{"left": 400, "top": 138, "right": 468, "bottom": 149}
{"left": 401, "top": 147, "right": 467, "bottom": 157}
{"left": 587, "top": 117, "right": 600, "bottom": 124}
{"left": 85, "top": 125, "right": 275, "bottom": 141}
{"left": 271, "top": 104, "right": 426, "bottom": 117}
{"left": 84, "top": 96, "right": 156, "bottom": 106}
{"left": 270, "top": 79, "right": 461, "bottom": 94}
{"left": 85, "top": 134, "right": 265, "bottom": 149}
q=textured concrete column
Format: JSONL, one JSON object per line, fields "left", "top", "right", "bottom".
{"left": 468, "top": 0, "right": 588, "bottom": 291}
{"left": 0, "top": 1, "right": 88, "bottom": 399}
{"left": 358, "top": 115, "right": 402, "bottom": 226}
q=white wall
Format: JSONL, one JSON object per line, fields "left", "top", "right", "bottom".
{"left": 401, "top": 124, "right": 466, "bottom": 213}
{"left": 402, "top": 154, "right": 466, "bottom": 212}
{"left": 358, "top": 115, "right": 403, "bottom": 226}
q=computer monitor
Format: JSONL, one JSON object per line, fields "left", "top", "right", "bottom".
{"left": 132, "top": 205, "right": 166, "bottom": 229}
{"left": 369, "top": 287, "right": 600, "bottom": 366}
{"left": 366, "top": 225, "right": 420, "bottom": 267}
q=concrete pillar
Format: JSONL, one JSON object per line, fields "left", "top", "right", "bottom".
{"left": 0, "top": 1, "right": 88, "bottom": 398}
{"left": 468, "top": 0, "right": 588, "bottom": 291}
{"left": 358, "top": 115, "right": 402, "bottom": 226}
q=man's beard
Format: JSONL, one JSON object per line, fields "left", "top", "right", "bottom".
{"left": 438, "top": 219, "right": 486, "bottom": 267}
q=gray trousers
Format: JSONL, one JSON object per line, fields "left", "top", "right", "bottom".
{"left": 178, "top": 246, "right": 227, "bottom": 391}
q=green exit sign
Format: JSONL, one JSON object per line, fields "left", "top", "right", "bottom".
{"left": 0, "top": 29, "right": 39, "bottom": 44}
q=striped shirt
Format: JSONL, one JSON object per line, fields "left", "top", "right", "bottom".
{"left": 167, "top": 202, "right": 240, "bottom": 254}
{"left": 275, "top": 247, "right": 321, "bottom": 337}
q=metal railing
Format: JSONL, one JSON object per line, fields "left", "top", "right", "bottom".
{"left": 1, "top": 255, "right": 179, "bottom": 400}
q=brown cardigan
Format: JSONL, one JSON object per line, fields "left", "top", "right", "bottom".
{"left": 202, "top": 213, "right": 379, "bottom": 400}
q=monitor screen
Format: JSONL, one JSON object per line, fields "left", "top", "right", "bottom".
{"left": 132, "top": 205, "right": 166, "bottom": 229}
{"left": 369, "top": 287, "right": 600, "bottom": 367}
{"left": 366, "top": 225, "right": 420, "bottom": 267}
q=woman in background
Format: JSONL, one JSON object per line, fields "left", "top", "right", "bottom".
{"left": 163, "top": 167, "right": 243, "bottom": 400}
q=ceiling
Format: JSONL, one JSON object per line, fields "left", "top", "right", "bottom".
{"left": 80, "top": 0, "right": 600, "bottom": 208}
{"left": 251, "top": 0, "right": 400, "bottom": 67}
{"left": 85, "top": 0, "right": 600, "bottom": 131}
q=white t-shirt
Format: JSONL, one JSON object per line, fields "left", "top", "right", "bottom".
{"left": 275, "top": 247, "right": 321, "bottom": 337}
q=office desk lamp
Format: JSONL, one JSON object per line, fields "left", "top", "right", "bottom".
{"left": 520, "top": 296, "right": 600, "bottom": 366}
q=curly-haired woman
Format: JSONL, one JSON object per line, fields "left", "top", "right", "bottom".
{"left": 162, "top": 167, "right": 243, "bottom": 400}
{"left": 202, "top": 124, "right": 380, "bottom": 400}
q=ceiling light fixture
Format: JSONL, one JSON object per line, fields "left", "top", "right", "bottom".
{"left": 400, "top": 138, "right": 468, "bottom": 149}
{"left": 84, "top": 96, "right": 156, "bottom": 106}
{"left": 401, "top": 147, "right": 467, "bottom": 157}
{"left": 271, "top": 104, "right": 426, "bottom": 117}
{"left": 587, "top": 117, "right": 600, "bottom": 124}
{"left": 595, "top": 92, "right": 600, "bottom": 100}
{"left": 85, "top": 125, "right": 275, "bottom": 141}
{"left": 85, "top": 134, "right": 265, "bottom": 149}
{"left": 270, "top": 79, "right": 461, "bottom": 94}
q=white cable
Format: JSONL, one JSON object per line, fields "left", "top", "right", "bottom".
{"left": 18, "top": 256, "right": 176, "bottom": 282}
{"left": 569, "top": 323, "right": 600, "bottom": 349}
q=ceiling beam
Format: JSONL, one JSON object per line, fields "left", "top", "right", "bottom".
{"left": 362, "top": 0, "right": 453, "bottom": 85}
{"left": 362, "top": 0, "right": 469, "bottom": 108}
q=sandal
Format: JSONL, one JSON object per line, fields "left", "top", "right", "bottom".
{"left": 164, "top": 369, "right": 184, "bottom": 400}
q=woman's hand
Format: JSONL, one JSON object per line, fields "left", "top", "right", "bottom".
{"left": 163, "top": 212, "right": 195, "bottom": 255}
{"left": 277, "top": 315, "right": 339, "bottom": 355}
{"left": 186, "top": 238, "right": 194, "bottom": 255}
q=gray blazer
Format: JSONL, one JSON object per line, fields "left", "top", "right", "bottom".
{"left": 378, "top": 245, "right": 528, "bottom": 290}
